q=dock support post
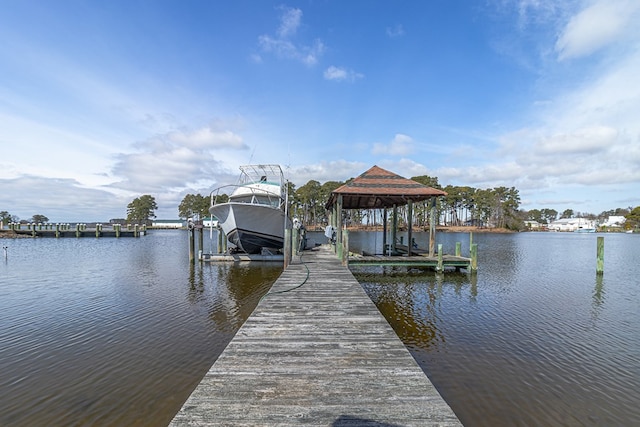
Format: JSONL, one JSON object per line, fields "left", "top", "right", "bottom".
{"left": 429, "top": 197, "right": 436, "bottom": 257}
{"left": 437, "top": 244, "right": 443, "bottom": 272}
{"left": 292, "top": 226, "right": 299, "bottom": 257}
{"left": 115, "top": 224, "right": 121, "bottom": 238}
{"left": 189, "top": 228, "right": 195, "bottom": 263}
{"left": 342, "top": 229, "right": 349, "bottom": 266}
{"left": 407, "top": 200, "right": 413, "bottom": 257}
{"left": 197, "top": 226, "right": 203, "bottom": 259}
{"left": 284, "top": 228, "right": 291, "bottom": 269}
{"left": 75, "top": 223, "right": 81, "bottom": 238}
{"left": 134, "top": 224, "right": 139, "bottom": 237}
{"left": 392, "top": 204, "right": 398, "bottom": 254}
{"left": 470, "top": 243, "right": 478, "bottom": 272}
{"left": 55, "top": 223, "right": 60, "bottom": 238}
{"left": 455, "top": 242, "right": 461, "bottom": 257}
{"left": 217, "top": 228, "right": 223, "bottom": 254}
{"left": 469, "top": 232, "right": 473, "bottom": 252}
{"left": 337, "top": 194, "right": 343, "bottom": 252}
{"left": 382, "top": 208, "right": 387, "bottom": 256}
{"left": 596, "top": 236, "right": 604, "bottom": 274}
{"left": 96, "top": 224, "right": 101, "bottom": 238}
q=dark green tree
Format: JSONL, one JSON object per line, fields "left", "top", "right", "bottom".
{"left": 561, "top": 209, "right": 574, "bottom": 219}
{"left": 296, "top": 180, "right": 322, "bottom": 227}
{"left": 178, "top": 194, "right": 210, "bottom": 221}
{"left": 31, "top": 214, "right": 49, "bottom": 223}
{"left": 540, "top": 208, "right": 558, "bottom": 224}
{"left": 625, "top": 206, "right": 640, "bottom": 229}
{"left": 0, "top": 211, "right": 18, "bottom": 225}
{"left": 126, "top": 195, "right": 157, "bottom": 224}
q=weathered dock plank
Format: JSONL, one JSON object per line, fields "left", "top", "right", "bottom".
{"left": 171, "top": 245, "right": 461, "bottom": 426}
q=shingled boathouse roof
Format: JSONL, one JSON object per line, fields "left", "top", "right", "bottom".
{"left": 326, "top": 165, "right": 447, "bottom": 210}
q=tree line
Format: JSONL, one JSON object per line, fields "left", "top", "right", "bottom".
{"left": 3, "top": 178, "right": 639, "bottom": 231}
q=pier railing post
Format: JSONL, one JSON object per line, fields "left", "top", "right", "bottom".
{"left": 596, "top": 236, "right": 604, "bottom": 274}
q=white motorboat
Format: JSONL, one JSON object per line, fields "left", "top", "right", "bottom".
{"left": 209, "top": 164, "right": 291, "bottom": 254}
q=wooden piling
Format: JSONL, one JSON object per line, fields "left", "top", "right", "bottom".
{"left": 437, "top": 243, "right": 443, "bottom": 272}
{"left": 283, "top": 228, "right": 291, "bottom": 269}
{"left": 470, "top": 243, "right": 478, "bottom": 272}
{"left": 596, "top": 236, "right": 604, "bottom": 274}
{"left": 292, "top": 227, "right": 299, "bottom": 257}
{"left": 455, "top": 242, "right": 461, "bottom": 257}
{"left": 188, "top": 229, "right": 195, "bottom": 263}
{"left": 342, "top": 229, "right": 349, "bottom": 266}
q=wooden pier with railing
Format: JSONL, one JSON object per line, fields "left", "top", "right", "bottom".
{"left": 1, "top": 223, "right": 146, "bottom": 238}
{"left": 170, "top": 245, "right": 461, "bottom": 426}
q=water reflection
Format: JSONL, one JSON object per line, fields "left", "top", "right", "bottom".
{"left": 348, "top": 231, "right": 640, "bottom": 426}
{"left": 0, "top": 231, "right": 282, "bottom": 426}
{"left": 353, "top": 267, "right": 478, "bottom": 352}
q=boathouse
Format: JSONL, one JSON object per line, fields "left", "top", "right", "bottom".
{"left": 325, "top": 165, "right": 447, "bottom": 258}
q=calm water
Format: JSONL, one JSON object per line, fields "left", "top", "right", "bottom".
{"left": 348, "top": 231, "right": 640, "bottom": 426}
{"left": 2, "top": 230, "right": 639, "bottom": 426}
{"left": 0, "top": 230, "right": 282, "bottom": 426}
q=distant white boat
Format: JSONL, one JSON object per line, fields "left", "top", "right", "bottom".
{"left": 209, "top": 164, "right": 291, "bottom": 254}
{"left": 574, "top": 227, "right": 596, "bottom": 233}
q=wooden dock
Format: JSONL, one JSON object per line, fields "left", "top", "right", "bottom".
{"left": 170, "top": 245, "right": 461, "bottom": 426}
{"left": 2, "top": 225, "right": 145, "bottom": 238}
{"left": 348, "top": 253, "right": 473, "bottom": 270}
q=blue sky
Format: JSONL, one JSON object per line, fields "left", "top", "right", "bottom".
{"left": 1, "top": 0, "right": 639, "bottom": 222}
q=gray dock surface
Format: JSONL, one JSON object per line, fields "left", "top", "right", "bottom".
{"left": 171, "top": 245, "right": 461, "bottom": 426}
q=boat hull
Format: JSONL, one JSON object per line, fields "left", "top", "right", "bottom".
{"left": 210, "top": 202, "right": 290, "bottom": 254}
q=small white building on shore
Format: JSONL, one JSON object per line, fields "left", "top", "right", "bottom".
{"left": 548, "top": 218, "right": 596, "bottom": 232}
{"left": 151, "top": 219, "right": 185, "bottom": 229}
{"left": 602, "top": 216, "right": 626, "bottom": 228}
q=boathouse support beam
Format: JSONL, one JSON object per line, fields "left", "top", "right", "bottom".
{"left": 392, "top": 204, "right": 398, "bottom": 255}
{"left": 336, "top": 194, "right": 343, "bottom": 258}
{"left": 407, "top": 200, "right": 413, "bottom": 257}
{"left": 429, "top": 197, "right": 436, "bottom": 257}
{"left": 382, "top": 208, "right": 387, "bottom": 256}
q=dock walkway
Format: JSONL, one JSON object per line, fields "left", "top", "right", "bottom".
{"left": 171, "top": 245, "right": 461, "bottom": 426}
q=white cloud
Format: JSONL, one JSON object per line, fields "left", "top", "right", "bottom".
{"left": 258, "top": 7, "right": 325, "bottom": 66}
{"left": 555, "top": 0, "right": 640, "bottom": 60}
{"left": 372, "top": 134, "right": 416, "bottom": 156}
{"left": 535, "top": 126, "right": 617, "bottom": 154}
{"left": 277, "top": 7, "right": 302, "bottom": 38}
{"left": 323, "top": 66, "right": 364, "bottom": 82}
{"left": 386, "top": 24, "right": 405, "bottom": 38}
{"left": 168, "top": 127, "right": 246, "bottom": 149}
{"left": 289, "top": 160, "right": 367, "bottom": 186}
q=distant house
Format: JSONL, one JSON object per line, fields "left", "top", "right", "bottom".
{"left": 602, "top": 216, "right": 626, "bottom": 228}
{"left": 548, "top": 218, "right": 596, "bottom": 232}
{"left": 524, "top": 220, "right": 543, "bottom": 230}
{"left": 202, "top": 216, "right": 219, "bottom": 228}
{"left": 151, "top": 219, "right": 185, "bottom": 229}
